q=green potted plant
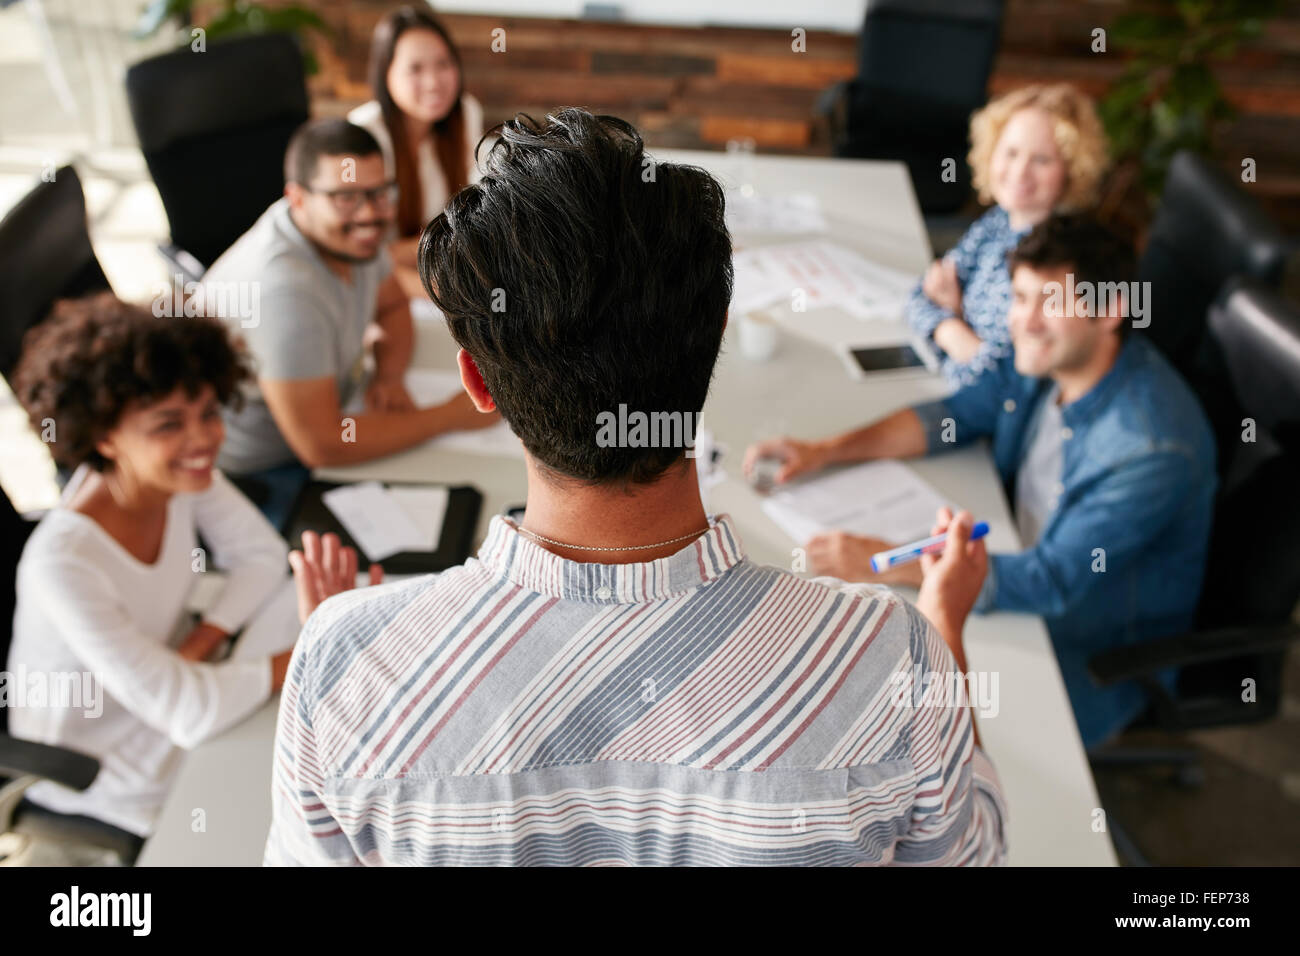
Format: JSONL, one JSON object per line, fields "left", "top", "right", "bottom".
{"left": 1097, "top": 0, "right": 1280, "bottom": 231}
{"left": 134, "top": 0, "right": 330, "bottom": 73}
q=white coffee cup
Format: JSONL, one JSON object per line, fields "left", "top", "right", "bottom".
{"left": 737, "top": 311, "right": 779, "bottom": 362}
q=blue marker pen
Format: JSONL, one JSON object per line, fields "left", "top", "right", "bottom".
{"left": 870, "top": 522, "right": 990, "bottom": 574}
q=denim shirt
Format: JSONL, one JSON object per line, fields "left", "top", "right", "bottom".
{"left": 905, "top": 205, "right": 1030, "bottom": 388}
{"left": 910, "top": 335, "right": 1217, "bottom": 746}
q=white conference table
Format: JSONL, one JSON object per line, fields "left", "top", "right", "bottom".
{"left": 139, "top": 149, "right": 1116, "bottom": 867}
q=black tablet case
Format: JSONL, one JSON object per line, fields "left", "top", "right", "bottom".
{"left": 284, "top": 479, "right": 483, "bottom": 574}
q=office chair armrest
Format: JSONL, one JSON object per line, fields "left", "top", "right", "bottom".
{"left": 1087, "top": 623, "right": 1300, "bottom": 686}
{"left": 157, "top": 242, "right": 206, "bottom": 285}
{"left": 0, "top": 735, "right": 98, "bottom": 792}
{"left": 0, "top": 735, "right": 99, "bottom": 837}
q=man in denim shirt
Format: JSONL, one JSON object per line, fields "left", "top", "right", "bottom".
{"left": 746, "top": 216, "right": 1217, "bottom": 748}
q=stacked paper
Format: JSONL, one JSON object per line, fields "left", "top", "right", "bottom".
{"left": 730, "top": 240, "right": 917, "bottom": 322}
{"left": 761, "top": 460, "right": 950, "bottom": 546}
{"left": 321, "top": 481, "right": 449, "bottom": 561}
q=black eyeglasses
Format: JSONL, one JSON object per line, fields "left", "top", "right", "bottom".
{"left": 304, "top": 181, "right": 399, "bottom": 214}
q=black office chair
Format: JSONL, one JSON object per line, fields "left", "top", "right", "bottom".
{"left": 1136, "top": 151, "right": 1292, "bottom": 381}
{"left": 817, "top": 0, "right": 1004, "bottom": 216}
{"left": 0, "top": 166, "right": 111, "bottom": 380}
{"left": 1087, "top": 279, "right": 1300, "bottom": 866}
{"left": 124, "top": 32, "right": 309, "bottom": 282}
{"left": 0, "top": 486, "right": 144, "bottom": 865}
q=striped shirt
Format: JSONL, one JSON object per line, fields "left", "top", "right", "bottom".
{"left": 265, "top": 514, "right": 1008, "bottom": 866}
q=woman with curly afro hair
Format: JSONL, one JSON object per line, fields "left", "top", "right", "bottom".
{"left": 7, "top": 293, "right": 300, "bottom": 840}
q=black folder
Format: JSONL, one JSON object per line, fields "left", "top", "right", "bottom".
{"left": 283, "top": 479, "right": 483, "bottom": 575}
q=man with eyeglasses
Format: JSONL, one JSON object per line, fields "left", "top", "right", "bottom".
{"left": 201, "top": 119, "right": 496, "bottom": 526}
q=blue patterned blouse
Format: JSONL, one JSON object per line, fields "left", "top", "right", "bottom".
{"left": 905, "top": 206, "right": 1031, "bottom": 388}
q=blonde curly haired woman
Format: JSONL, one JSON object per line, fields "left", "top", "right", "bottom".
{"left": 906, "top": 84, "right": 1110, "bottom": 386}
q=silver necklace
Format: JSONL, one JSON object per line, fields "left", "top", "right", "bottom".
{"left": 516, "top": 524, "right": 709, "bottom": 552}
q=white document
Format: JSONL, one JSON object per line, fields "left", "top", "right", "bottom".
{"left": 726, "top": 191, "right": 827, "bottom": 234}
{"left": 404, "top": 368, "right": 527, "bottom": 459}
{"left": 729, "top": 240, "right": 916, "bottom": 321}
{"left": 761, "top": 240, "right": 863, "bottom": 312}
{"left": 731, "top": 247, "right": 796, "bottom": 317}
{"left": 834, "top": 252, "right": 918, "bottom": 322}
{"left": 321, "top": 481, "right": 427, "bottom": 561}
{"left": 386, "top": 485, "right": 449, "bottom": 551}
{"left": 761, "top": 459, "right": 950, "bottom": 546}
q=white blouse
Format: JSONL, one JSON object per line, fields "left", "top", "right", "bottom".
{"left": 8, "top": 466, "right": 288, "bottom": 836}
{"left": 349, "top": 93, "right": 486, "bottom": 224}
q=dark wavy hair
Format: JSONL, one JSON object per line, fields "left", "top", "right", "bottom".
{"left": 1008, "top": 214, "right": 1136, "bottom": 340}
{"left": 11, "top": 293, "right": 254, "bottom": 471}
{"left": 284, "top": 118, "right": 383, "bottom": 187}
{"left": 419, "top": 108, "right": 733, "bottom": 486}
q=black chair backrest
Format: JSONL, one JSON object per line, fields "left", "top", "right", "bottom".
{"left": 845, "top": 0, "right": 1003, "bottom": 213}
{"left": 1137, "top": 151, "right": 1290, "bottom": 378}
{"left": 857, "top": 0, "right": 1003, "bottom": 105}
{"left": 125, "top": 33, "right": 309, "bottom": 269}
{"left": 1178, "top": 281, "right": 1300, "bottom": 719}
{"left": 0, "top": 486, "right": 38, "bottom": 736}
{"left": 0, "top": 167, "right": 110, "bottom": 379}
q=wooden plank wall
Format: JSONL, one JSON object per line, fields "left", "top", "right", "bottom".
{"left": 296, "top": 0, "right": 1300, "bottom": 229}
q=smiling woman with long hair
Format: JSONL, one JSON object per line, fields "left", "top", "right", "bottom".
{"left": 348, "top": 6, "right": 484, "bottom": 297}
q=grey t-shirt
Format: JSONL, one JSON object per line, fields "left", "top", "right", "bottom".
{"left": 202, "top": 198, "right": 391, "bottom": 473}
{"left": 1014, "top": 385, "right": 1067, "bottom": 548}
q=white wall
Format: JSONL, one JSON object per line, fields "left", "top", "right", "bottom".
{"left": 424, "top": 0, "right": 867, "bottom": 33}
